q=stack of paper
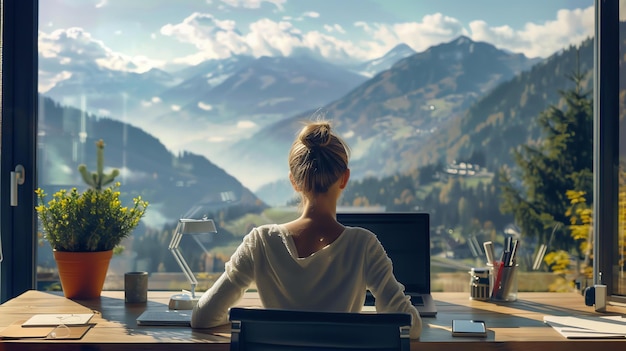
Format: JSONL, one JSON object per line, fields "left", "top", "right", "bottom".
{"left": 22, "top": 313, "right": 94, "bottom": 327}
{"left": 544, "top": 315, "right": 626, "bottom": 339}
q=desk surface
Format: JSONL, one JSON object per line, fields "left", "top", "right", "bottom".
{"left": 0, "top": 290, "right": 625, "bottom": 350}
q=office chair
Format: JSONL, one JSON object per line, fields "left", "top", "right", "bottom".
{"left": 229, "top": 307, "right": 411, "bottom": 351}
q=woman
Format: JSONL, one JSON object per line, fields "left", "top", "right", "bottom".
{"left": 191, "top": 120, "right": 422, "bottom": 339}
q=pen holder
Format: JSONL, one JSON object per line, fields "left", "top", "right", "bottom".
{"left": 488, "top": 262, "right": 518, "bottom": 302}
{"left": 125, "top": 271, "right": 148, "bottom": 303}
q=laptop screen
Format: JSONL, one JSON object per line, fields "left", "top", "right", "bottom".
{"left": 336, "top": 212, "right": 431, "bottom": 294}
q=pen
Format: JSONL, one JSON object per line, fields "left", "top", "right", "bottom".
{"left": 491, "top": 261, "right": 504, "bottom": 298}
{"left": 483, "top": 241, "right": 495, "bottom": 265}
{"left": 502, "top": 237, "right": 512, "bottom": 267}
{"left": 508, "top": 239, "right": 519, "bottom": 266}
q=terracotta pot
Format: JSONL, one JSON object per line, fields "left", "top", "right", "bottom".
{"left": 53, "top": 250, "right": 113, "bottom": 299}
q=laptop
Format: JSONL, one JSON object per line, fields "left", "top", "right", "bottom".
{"left": 136, "top": 310, "right": 192, "bottom": 326}
{"left": 337, "top": 212, "right": 437, "bottom": 317}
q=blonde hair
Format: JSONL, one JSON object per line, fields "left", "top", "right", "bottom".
{"left": 288, "top": 121, "right": 350, "bottom": 194}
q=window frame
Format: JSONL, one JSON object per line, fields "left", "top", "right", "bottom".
{"left": 593, "top": 0, "right": 621, "bottom": 303}
{"left": 0, "top": 0, "right": 38, "bottom": 303}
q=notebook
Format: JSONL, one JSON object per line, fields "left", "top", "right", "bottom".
{"left": 136, "top": 310, "right": 192, "bottom": 326}
{"left": 337, "top": 212, "right": 437, "bottom": 317}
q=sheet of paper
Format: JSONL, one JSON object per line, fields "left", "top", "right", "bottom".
{"left": 544, "top": 315, "right": 626, "bottom": 339}
{"left": 22, "top": 313, "right": 94, "bottom": 327}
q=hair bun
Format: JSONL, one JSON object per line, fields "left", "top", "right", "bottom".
{"left": 299, "top": 122, "right": 332, "bottom": 148}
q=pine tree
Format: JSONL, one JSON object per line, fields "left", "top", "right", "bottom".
{"left": 499, "top": 67, "right": 593, "bottom": 256}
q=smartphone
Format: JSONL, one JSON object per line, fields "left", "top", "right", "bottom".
{"left": 451, "top": 319, "right": 487, "bottom": 337}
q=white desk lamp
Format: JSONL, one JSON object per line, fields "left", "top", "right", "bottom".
{"left": 168, "top": 218, "right": 217, "bottom": 310}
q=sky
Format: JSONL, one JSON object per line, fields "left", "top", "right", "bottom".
{"left": 38, "top": 0, "right": 601, "bottom": 92}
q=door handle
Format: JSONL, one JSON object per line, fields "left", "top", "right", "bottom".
{"left": 10, "top": 164, "right": 25, "bottom": 206}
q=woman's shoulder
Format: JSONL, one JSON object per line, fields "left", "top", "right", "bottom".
{"left": 341, "top": 226, "right": 378, "bottom": 243}
{"left": 244, "top": 224, "right": 289, "bottom": 243}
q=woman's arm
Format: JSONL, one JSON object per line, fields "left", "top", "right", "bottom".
{"left": 190, "top": 273, "right": 247, "bottom": 328}
{"left": 191, "top": 231, "right": 257, "bottom": 328}
{"left": 364, "top": 234, "right": 423, "bottom": 339}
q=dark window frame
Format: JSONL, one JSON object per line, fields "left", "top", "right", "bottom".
{"left": 0, "top": 0, "right": 38, "bottom": 303}
{"left": 593, "top": 0, "right": 621, "bottom": 303}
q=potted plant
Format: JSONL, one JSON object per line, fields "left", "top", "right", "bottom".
{"left": 35, "top": 139, "right": 148, "bottom": 299}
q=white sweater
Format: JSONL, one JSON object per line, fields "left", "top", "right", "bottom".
{"left": 191, "top": 224, "right": 422, "bottom": 339}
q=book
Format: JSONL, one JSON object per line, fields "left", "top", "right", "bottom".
{"left": 451, "top": 320, "right": 487, "bottom": 337}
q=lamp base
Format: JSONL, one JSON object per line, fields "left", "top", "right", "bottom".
{"left": 168, "top": 293, "right": 200, "bottom": 310}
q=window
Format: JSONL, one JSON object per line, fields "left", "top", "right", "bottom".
{"left": 6, "top": 0, "right": 619, "bottom": 302}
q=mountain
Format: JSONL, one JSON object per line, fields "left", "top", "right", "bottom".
{"left": 162, "top": 55, "right": 256, "bottom": 104}
{"left": 255, "top": 34, "right": 602, "bottom": 206}
{"left": 155, "top": 55, "right": 369, "bottom": 125}
{"left": 351, "top": 43, "right": 416, "bottom": 77}
{"left": 37, "top": 95, "right": 267, "bottom": 225}
{"left": 230, "top": 36, "right": 541, "bottom": 202}
{"left": 44, "top": 64, "right": 180, "bottom": 119}
{"left": 416, "top": 37, "right": 595, "bottom": 172}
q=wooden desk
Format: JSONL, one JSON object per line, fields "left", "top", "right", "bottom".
{"left": 0, "top": 290, "right": 625, "bottom": 350}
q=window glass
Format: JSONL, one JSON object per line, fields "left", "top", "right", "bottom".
{"left": 37, "top": 0, "right": 595, "bottom": 293}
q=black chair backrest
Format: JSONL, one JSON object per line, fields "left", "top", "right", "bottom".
{"left": 229, "top": 307, "right": 411, "bottom": 351}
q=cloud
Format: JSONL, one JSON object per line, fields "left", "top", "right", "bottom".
{"left": 237, "top": 120, "right": 256, "bottom": 128}
{"left": 388, "top": 13, "right": 468, "bottom": 51}
{"left": 219, "top": 0, "right": 286, "bottom": 11}
{"left": 141, "top": 97, "right": 162, "bottom": 107}
{"left": 284, "top": 11, "right": 320, "bottom": 22}
{"left": 198, "top": 102, "right": 214, "bottom": 111}
{"left": 469, "top": 6, "right": 594, "bottom": 58}
{"left": 352, "top": 7, "right": 593, "bottom": 59}
{"left": 324, "top": 24, "right": 346, "bottom": 34}
{"left": 162, "top": 13, "right": 369, "bottom": 64}
{"left": 163, "top": 5, "right": 594, "bottom": 67}
{"left": 38, "top": 27, "right": 165, "bottom": 92}
{"left": 39, "top": 4, "right": 597, "bottom": 90}
{"left": 161, "top": 13, "right": 251, "bottom": 62}
{"left": 38, "top": 70, "right": 72, "bottom": 93}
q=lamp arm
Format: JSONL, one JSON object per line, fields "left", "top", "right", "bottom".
{"left": 168, "top": 223, "right": 183, "bottom": 249}
{"left": 169, "top": 223, "right": 199, "bottom": 298}
{"left": 170, "top": 247, "right": 198, "bottom": 297}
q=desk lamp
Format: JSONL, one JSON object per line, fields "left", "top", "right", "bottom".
{"left": 168, "top": 218, "right": 217, "bottom": 310}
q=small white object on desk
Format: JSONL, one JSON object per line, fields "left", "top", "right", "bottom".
{"left": 168, "top": 290, "right": 200, "bottom": 310}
